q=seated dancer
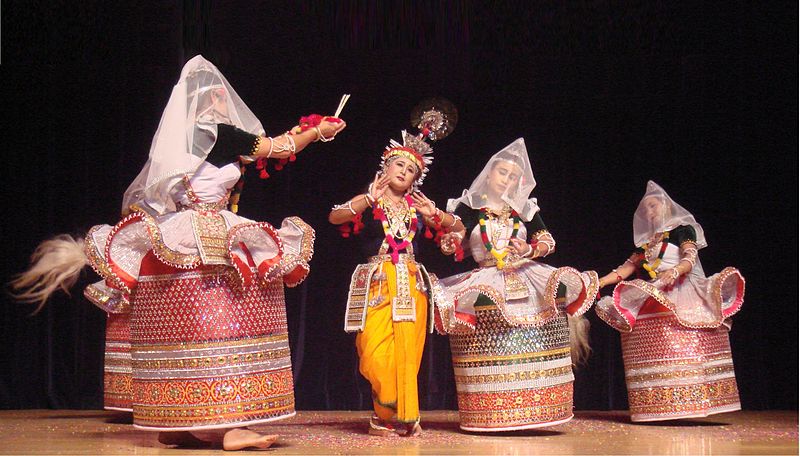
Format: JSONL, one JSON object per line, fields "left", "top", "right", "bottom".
{"left": 595, "top": 180, "right": 745, "bottom": 422}
{"left": 12, "top": 55, "right": 346, "bottom": 450}
{"left": 329, "top": 101, "right": 461, "bottom": 437}
{"left": 434, "top": 138, "right": 599, "bottom": 432}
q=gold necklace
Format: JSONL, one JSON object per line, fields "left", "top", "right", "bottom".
{"left": 381, "top": 199, "right": 410, "bottom": 237}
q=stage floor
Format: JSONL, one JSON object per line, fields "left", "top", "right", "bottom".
{"left": 0, "top": 410, "right": 796, "bottom": 454}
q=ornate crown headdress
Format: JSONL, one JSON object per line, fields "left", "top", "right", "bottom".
{"left": 380, "top": 98, "right": 458, "bottom": 191}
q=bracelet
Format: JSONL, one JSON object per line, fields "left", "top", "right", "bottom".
{"left": 317, "top": 127, "right": 334, "bottom": 142}
{"left": 332, "top": 200, "right": 357, "bottom": 215}
{"left": 669, "top": 268, "right": 680, "bottom": 280}
{"left": 680, "top": 247, "right": 698, "bottom": 268}
{"left": 266, "top": 137, "right": 274, "bottom": 159}
{"left": 524, "top": 243, "right": 536, "bottom": 258}
{"left": 363, "top": 193, "right": 375, "bottom": 208}
{"left": 443, "top": 213, "right": 460, "bottom": 228}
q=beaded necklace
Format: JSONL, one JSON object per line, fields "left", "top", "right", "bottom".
{"left": 378, "top": 195, "right": 418, "bottom": 264}
{"left": 478, "top": 207, "right": 520, "bottom": 270}
{"left": 641, "top": 232, "right": 670, "bottom": 279}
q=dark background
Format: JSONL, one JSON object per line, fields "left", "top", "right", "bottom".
{"left": 1, "top": 1, "right": 796, "bottom": 412}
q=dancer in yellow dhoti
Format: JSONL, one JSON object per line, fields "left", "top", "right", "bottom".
{"left": 330, "top": 100, "right": 460, "bottom": 436}
{"left": 356, "top": 259, "right": 429, "bottom": 424}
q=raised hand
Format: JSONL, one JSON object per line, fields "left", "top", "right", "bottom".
{"left": 410, "top": 192, "right": 437, "bottom": 217}
{"left": 369, "top": 173, "right": 391, "bottom": 202}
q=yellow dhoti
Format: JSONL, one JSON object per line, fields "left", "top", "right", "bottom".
{"left": 355, "top": 260, "right": 428, "bottom": 424}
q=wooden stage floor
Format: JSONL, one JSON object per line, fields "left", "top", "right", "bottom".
{"left": 0, "top": 410, "right": 796, "bottom": 454}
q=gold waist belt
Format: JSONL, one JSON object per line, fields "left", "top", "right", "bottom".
{"left": 368, "top": 253, "right": 416, "bottom": 265}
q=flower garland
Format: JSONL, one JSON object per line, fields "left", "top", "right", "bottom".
{"left": 376, "top": 195, "right": 418, "bottom": 264}
{"left": 641, "top": 232, "right": 670, "bottom": 279}
{"left": 479, "top": 208, "right": 520, "bottom": 270}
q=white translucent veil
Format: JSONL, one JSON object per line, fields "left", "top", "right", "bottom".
{"left": 446, "top": 138, "right": 540, "bottom": 221}
{"left": 121, "top": 55, "right": 265, "bottom": 215}
{"left": 632, "top": 180, "right": 707, "bottom": 248}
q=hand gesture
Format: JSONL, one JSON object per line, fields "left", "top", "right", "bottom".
{"left": 318, "top": 116, "right": 347, "bottom": 140}
{"left": 508, "top": 238, "right": 532, "bottom": 256}
{"left": 410, "top": 192, "right": 437, "bottom": 217}
{"left": 656, "top": 268, "right": 679, "bottom": 288}
{"left": 440, "top": 232, "right": 463, "bottom": 255}
{"left": 369, "top": 173, "right": 391, "bottom": 202}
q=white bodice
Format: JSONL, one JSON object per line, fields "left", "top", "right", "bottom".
{"left": 467, "top": 219, "right": 528, "bottom": 263}
{"left": 171, "top": 161, "right": 242, "bottom": 206}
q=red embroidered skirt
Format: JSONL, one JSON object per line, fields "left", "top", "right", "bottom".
{"left": 621, "top": 311, "right": 740, "bottom": 422}
{"left": 129, "top": 255, "right": 295, "bottom": 431}
{"left": 104, "top": 312, "right": 133, "bottom": 411}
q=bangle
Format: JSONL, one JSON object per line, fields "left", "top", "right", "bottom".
{"left": 332, "top": 200, "right": 357, "bottom": 215}
{"left": 524, "top": 243, "right": 535, "bottom": 258}
{"left": 669, "top": 268, "right": 680, "bottom": 280}
{"left": 363, "top": 193, "right": 375, "bottom": 208}
{"left": 313, "top": 126, "right": 323, "bottom": 142}
{"left": 612, "top": 268, "right": 623, "bottom": 282}
{"left": 317, "top": 127, "right": 334, "bottom": 142}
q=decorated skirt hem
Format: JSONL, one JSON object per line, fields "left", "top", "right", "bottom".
{"left": 437, "top": 266, "right": 599, "bottom": 334}
{"left": 631, "top": 402, "right": 741, "bottom": 422}
{"left": 602, "top": 266, "right": 745, "bottom": 332}
{"left": 132, "top": 410, "right": 296, "bottom": 432}
{"left": 460, "top": 414, "right": 573, "bottom": 432}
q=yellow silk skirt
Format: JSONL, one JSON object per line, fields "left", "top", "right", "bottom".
{"left": 355, "top": 260, "right": 428, "bottom": 424}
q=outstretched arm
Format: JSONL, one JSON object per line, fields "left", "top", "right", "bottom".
{"left": 251, "top": 117, "right": 346, "bottom": 160}
{"left": 598, "top": 253, "right": 642, "bottom": 288}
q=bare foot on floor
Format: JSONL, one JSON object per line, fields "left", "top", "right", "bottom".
{"left": 157, "top": 431, "right": 208, "bottom": 448}
{"left": 222, "top": 429, "right": 278, "bottom": 451}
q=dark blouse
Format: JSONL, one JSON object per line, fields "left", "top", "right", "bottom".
{"left": 352, "top": 206, "right": 424, "bottom": 260}
{"left": 453, "top": 203, "right": 548, "bottom": 240}
{"left": 632, "top": 225, "right": 698, "bottom": 255}
{"left": 205, "top": 123, "right": 259, "bottom": 168}
{"left": 631, "top": 225, "right": 698, "bottom": 278}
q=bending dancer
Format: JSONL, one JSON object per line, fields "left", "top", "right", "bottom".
{"left": 595, "top": 180, "right": 744, "bottom": 422}
{"left": 330, "top": 102, "right": 460, "bottom": 437}
{"left": 12, "top": 55, "right": 345, "bottom": 450}
{"left": 434, "top": 138, "right": 599, "bottom": 432}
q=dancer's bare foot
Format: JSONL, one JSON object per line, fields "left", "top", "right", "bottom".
{"left": 157, "top": 431, "right": 208, "bottom": 448}
{"left": 402, "top": 422, "right": 422, "bottom": 437}
{"left": 222, "top": 428, "right": 278, "bottom": 451}
{"left": 368, "top": 416, "right": 399, "bottom": 437}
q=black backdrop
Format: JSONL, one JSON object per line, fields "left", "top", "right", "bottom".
{"left": 1, "top": 1, "right": 796, "bottom": 412}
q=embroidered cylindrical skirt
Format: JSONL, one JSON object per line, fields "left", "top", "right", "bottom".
{"left": 129, "top": 262, "right": 295, "bottom": 431}
{"left": 448, "top": 297, "right": 574, "bottom": 431}
{"left": 621, "top": 313, "right": 741, "bottom": 422}
{"left": 104, "top": 312, "right": 133, "bottom": 411}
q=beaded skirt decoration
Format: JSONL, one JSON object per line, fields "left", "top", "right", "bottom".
{"left": 448, "top": 297, "right": 574, "bottom": 432}
{"left": 621, "top": 312, "right": 740, "bottom": 422}
{"left": 129, "top": 258, "right": 295, "bottom": 431}
{"left": 104, "top": 312, "right": 133, "bottom": 411}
